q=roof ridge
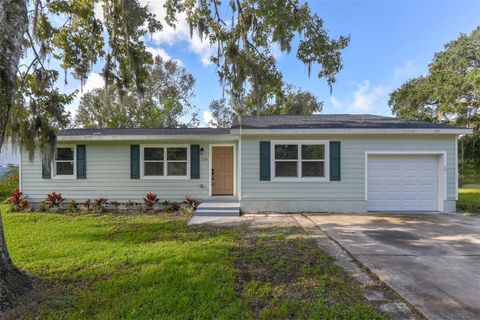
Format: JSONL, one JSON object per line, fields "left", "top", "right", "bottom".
{"left": 61, "top": 127, "right": 223, "bottom": 130}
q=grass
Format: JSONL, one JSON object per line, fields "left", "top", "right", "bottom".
{"left": 459, "top": 161, "right": 480, "bottom": 186}
{"left": 1, "top": 206, "right": 386, "bottom": 319}
{"left": 458, "top": 187, "right": 480, "bottom": 215}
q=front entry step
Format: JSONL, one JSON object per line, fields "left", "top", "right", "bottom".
{"left": 195, "top": 202, "right": 240, "bottom": 217}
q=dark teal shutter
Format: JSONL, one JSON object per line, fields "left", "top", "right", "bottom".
{"left": 42, "top": 155, "right": 51, "bottom": 179}
{"left": 259, "top": 141, "right": 271, "bottom": 181}
{"left": 190, "top": 144, "right": 200, "bottom": 179}
{"left": 329, "top": 141, "right": 341, "bottom": 181}
{"left": 130, "top": 145, "right": 140, "bottom": 179}
{"left": 76, "top": 145, "right": 86, "bottom": 179}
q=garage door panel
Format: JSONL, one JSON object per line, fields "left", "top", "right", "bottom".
{"left": 368, "top": 155, "right": 438, "bottom": 212}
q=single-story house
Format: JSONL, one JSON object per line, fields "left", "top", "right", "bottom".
{"left": 19, "top": 114, "right": 471, "bottom": 213}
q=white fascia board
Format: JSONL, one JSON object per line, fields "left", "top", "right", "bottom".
{"left": 57, "top": 134, "right": 237, "bottom": 142}
{"left": 230, "top": 128, "right": 472, "bottom": 135}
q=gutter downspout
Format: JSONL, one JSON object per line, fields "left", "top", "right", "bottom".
{"left": 238, "top": 116, "right": 242, "bottom": 201}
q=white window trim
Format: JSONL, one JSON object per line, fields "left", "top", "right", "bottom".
{"left": 140, "top": 144, "right": 190, "bottom": 180}
{"left": 270, "top": 140, "right": 330, "bottom": 182}
{"left": 52, "top": 145, "right": 76, "bottom": 179}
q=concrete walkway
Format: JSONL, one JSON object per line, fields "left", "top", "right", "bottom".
{"left": 305, "top": 213, "right": 480, "bottom": 320}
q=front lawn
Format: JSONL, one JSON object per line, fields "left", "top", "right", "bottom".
{"left": 2, "top": 208, "right": 386, "bottom": 319}
{"left": 458, "top": 187, "right": 480, "bottom": 215}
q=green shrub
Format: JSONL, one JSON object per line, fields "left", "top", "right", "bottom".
{"left": 161, "top": 200, "right": 171, "bottom": 213}
{"left": 82, "top": 199, "right": 92, "bottom": 213}
{"left": 66, "top": 200, "right": 79, "bottom": 213}
{"left": 457, "top": 203, "right": 480, "bottom": 215}
{"left": 38, "top": 201, "right": 47, "bottom": 212}
{"left": 0, "top": 165, "right": 19, "bottom": 201}
{"left": 124, "top": 200, "right": 135, "bottom": 213}
{"left": 180, "top": 206, "right": 195, "bottom": 215}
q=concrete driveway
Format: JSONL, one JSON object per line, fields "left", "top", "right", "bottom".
{"left": 305, "top": 213, "right": 480, "bottom": 320}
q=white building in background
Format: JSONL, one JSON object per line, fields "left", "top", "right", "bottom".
{"left": 1, "top": 140, "right": 19, "bottom": 165}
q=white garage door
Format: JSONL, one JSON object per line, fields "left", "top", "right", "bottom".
{"left": 367, "top": 155, "right": 439, "bottom": 211}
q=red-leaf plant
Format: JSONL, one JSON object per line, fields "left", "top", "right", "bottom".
{"left": 19, "top": 199, "right": 30, "bottom": 210}
{"left": 93, "top": 198, "right": 108, "bottom": 213}
{"left": 183, "top": 195, "right": 201, "bottom": 210}
{"left": 169, "top": 201, "right": 181, "bottom": 212}
{"left": 143, "top": 192, "right": 159, "bottom": 211}
{"left": 46, "top": 192, "right": 65, "bottom": 209}
{"left": 8, "top": 188, "right": 26, "bottom": 206}
{"left": 82, "top": 199, "right": 92, "bottom": 212}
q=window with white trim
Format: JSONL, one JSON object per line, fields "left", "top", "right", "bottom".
{"left": 272, "top": 141, "right": 327, "bottom": 180}
{"left": 142, "top": 146, "right": 189, "bottom": 178}
{"left": 54, "top": 146, "right": 75, "bottom": 177}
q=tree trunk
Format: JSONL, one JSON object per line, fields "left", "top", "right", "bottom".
{"left": 0, "top": 0, "right": 31, "bottom": 313}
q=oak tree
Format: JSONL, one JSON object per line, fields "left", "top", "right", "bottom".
{"left": 0, "top": 0, "right": 348, "bottom": 310}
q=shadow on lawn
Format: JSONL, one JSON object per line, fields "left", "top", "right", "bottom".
{"left": 231, "top": 224, "right": 386, "bottom": 319}
{"left": 63, "top": 217, "right": 232, "bottom": 245}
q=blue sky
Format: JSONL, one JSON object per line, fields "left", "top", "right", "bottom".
{"left": 33, "top": 0, "right": 480, "bottom": 125}
{"left": 3, "top": 0, "right": 479, "bottom": 164}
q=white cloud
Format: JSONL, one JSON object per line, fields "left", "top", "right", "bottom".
{"left": 189, "top": 35, "right": 216, "bottom": 66}
{"left": 329, "top": 60, "right": 418, "bottom": 114}
{"left": 330, "top": 80, "right": 388, "bottom": 114}
{"left": 66, "top": 73, "right": 105, "bottom": 115}
{"left": 82, "top": 72, "right": 105, "bottom": 93}
{"left": 394, "top": 59, "right": 418, "bottom": 81}
{"left": 141, "top": 0, "right": 215, "bottom": 66}
{"left": 146, "top": 46, "right": 172, "bottom": 61}
{"left": 330, "top": 96, "right": 343, "bottom": 109}
{"left": 94, "top": 2, "right": 104, "bottom": 23}
{"left": 203, "top": 111, "right": 213, "bottom": 127}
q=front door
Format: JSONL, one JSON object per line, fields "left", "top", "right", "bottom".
{"left": 212, "top": 146, "right": 234, "bottom": 195}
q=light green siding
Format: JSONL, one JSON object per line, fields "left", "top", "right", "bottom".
{"left": 240, "top": 135, "right": 457, "bottom": 212}
{"left": 21, "top": 140, "right": 236, "bottom": 203}
{"left": 21, "top": 134, "right": 458, "bottom": 213}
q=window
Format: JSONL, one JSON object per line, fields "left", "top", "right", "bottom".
{"left": 142, "top": 145, "right": 189, "bottom": 178}
{"left": 54, "top": 146, "right": 75, "bottom": 178}
{"left": 272, "top": 141, "right": 327, "bottom": 180}
{"left": 167, "top": 148, "right": 188, "bottom": 176}
{"left": 144, "top": 148, "right": 164, "bottom": 176}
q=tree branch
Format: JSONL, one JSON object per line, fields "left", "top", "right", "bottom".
{"left": 25, "top": 30, "right": 46, "bottom": 71}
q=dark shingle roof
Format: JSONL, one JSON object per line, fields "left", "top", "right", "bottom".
{"left": 58, "top": 127, "right": 230, "bottom": 136}
{"left": 232, "top": 114, "right": 466, "bottom": 130}
{"left": 59, "top": 114, "right": 468, "bottom": 137}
